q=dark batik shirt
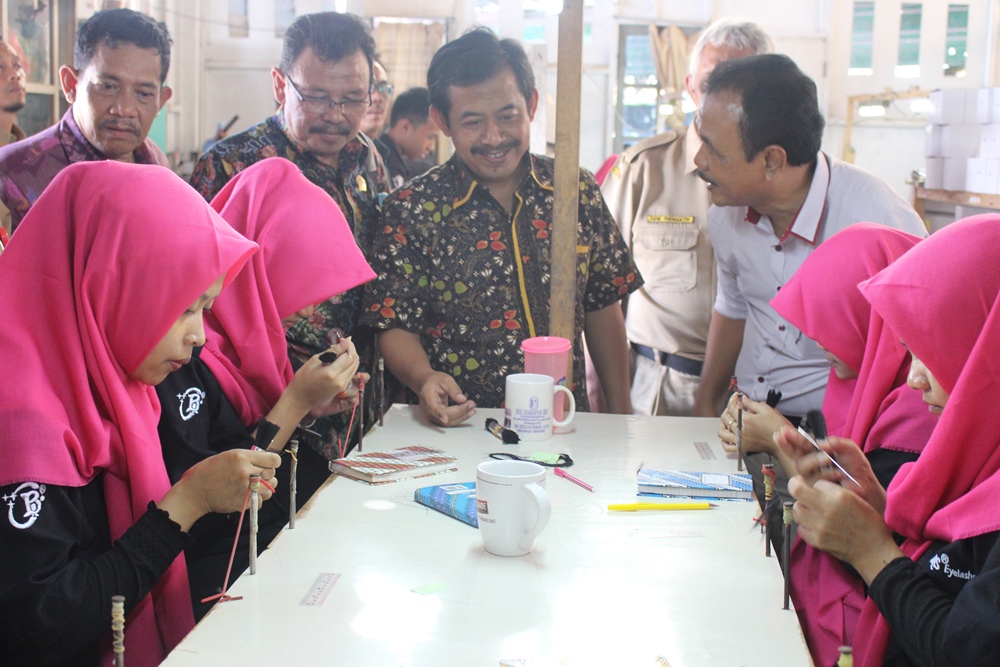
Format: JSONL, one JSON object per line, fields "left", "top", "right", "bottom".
{"left": 361, "top": 152, "right": 642, "bottom": 409}
{"left": 0, "top": 107, "right": 169, "bottom": 233}
{"left": 189, "top": 112, "right": 389, "bottom": 456}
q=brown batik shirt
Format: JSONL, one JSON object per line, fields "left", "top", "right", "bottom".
{"left": 361, "top": 152, "right": 642, "bottom": 409}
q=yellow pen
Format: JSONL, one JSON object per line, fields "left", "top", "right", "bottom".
{"left": 608, "top": 502, "right": 716, "bottom": 511}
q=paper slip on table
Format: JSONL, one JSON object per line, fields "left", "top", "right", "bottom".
{"left": 162, "top": 406, "right": 813, "bottom": 667}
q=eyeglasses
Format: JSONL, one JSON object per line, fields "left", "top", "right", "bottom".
{"left": 284, "top": 75, "right": 371, "bottom": 117}
{"left": 373, "top": 80, "right": 394, "bottom": 97}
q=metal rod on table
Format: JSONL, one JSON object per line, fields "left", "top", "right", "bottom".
{"left": 358, "top": 382, "right": 365, "bottom": 452}
{"left": 249, "top": 474, "right": 260, "bottom": 575}
{"left": 111, "top": 595, "right": 125, "bottom": 667}
{"left": 782, "top": 501, "right": 793, "bottom": 609}
{"left": 289, "top": 439, "right": 299, "bottom": 529}
{"left": 736, "top": 391, "right": 744, "bottom": 472}
{"left": 378, "top": 356, "right": 385, "bottom": 426}
{"left": 762, "top": 463, "right": 775, "bottom": 558}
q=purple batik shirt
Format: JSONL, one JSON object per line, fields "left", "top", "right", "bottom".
{"left": 0, "top": 107, "right": 169, "bottom": 233}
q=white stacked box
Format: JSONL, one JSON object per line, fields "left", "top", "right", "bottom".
{"left": 925, "top": 158, "right": 944, "bottom": 189}
{"left": 985, "top": 159, "right": 1000, "bottom": 195}
{"left": 930, "top": 90, "right": 967, "bottom": 125}
{"left": 940, "top": 125, "right": 981, "bottom": 158}
{"left": 975, "top": 88, "right": 997, "bottom": 124}
{"left": 924, "top": 89, "right": 1000, "bottom": 193}
{"left": 966, "top": 158, "right": 986, "bottom": 194}
{"left": 943, "top": 158, "right": 967, "bottom": 191}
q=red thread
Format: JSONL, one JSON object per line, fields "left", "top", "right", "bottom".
{"left": 201, "top": 484, "right": 251, "bottom": 604}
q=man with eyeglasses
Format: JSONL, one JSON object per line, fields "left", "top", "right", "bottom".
{"left": 360, "top": 61, "right": 392, "bottom": 139}
{"left": 190, "top": 11, "right": 388, "bottom": 462}
{"left": 0, "top": 9, "right": 171, "bottom": 237}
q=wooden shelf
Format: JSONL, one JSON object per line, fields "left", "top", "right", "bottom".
{"left": 916, "top": 187, "right": 1000, "bottom": 211}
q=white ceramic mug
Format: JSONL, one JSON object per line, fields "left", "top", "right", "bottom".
{"left": 504, "top": 373, "right": 576, "bottom": 442}
{"left": 476, "top": 459, "right": 552, "bottom": 557}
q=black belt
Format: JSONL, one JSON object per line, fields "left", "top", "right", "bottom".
{"left": 632, "top": 343, "right": 703, "bottom": 376}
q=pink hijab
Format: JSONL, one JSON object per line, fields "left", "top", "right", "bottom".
{"left": 854, "top": 214, "right": 1000, "bottom": 666}
{"left": 771, "top": 222, "right": 936, "bottom": 666}
{"left": 199, "top": 158, "right": 376, "bottom": 427}
{"left": 0, "top": 162, "right": 256, "bottom": 666}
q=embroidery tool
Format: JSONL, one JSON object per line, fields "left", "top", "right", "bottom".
{"left": 762, "top": 463, "right": 775, "bottom": 557}
{"left": 288, "top": 439, "right": 299, "bottom": 529}
{"left": 249, "top": 474, "right": 260, "bottom": 575}
{"left": 319, "top": 350, "right": 339, "bottom": 365}
{"left": 730, "top": 376, "right": 744, "bottom": 472}
{"left": 357, "top": 376, "right": 366, "bottom": 452}
{"left": 111, "top": 595, "right": 125, "bottom": 667}
{"left": 782, "top": 501, "right": 793, "bottom": 609}
{"left": 837, "top": 646, "right": 854, "bottom": 667}
{"left": 485, "top": 417, "right": 519, "bottom": 444}
{"left": 608, "top": 502, "right": 716, "bottom": 511}
{"left": 200, "top": 485, "right": 250, "bottom": 604}
{"left": 797, "top": 409, "right": 862, "bottom": 487}
{"left": 554, "top": 466, "right": 594, "bottom": 492}
{"left": 378, "top": 356, "right": 385, "bottom": 426}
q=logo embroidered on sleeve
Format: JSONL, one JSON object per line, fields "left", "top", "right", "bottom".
{"left": 177, "top": 387, "right": 207, "bottom": 421}
{"left": 4, "top": 482, "right": 46, "bottom": 529}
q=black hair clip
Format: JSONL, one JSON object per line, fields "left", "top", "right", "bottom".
{"left": 488, "top": 452, "right": 574, "bottom": 468}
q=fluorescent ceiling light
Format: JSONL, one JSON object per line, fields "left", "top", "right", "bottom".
{"left": 858, "top": 104, "right": 886, "bottom": 117}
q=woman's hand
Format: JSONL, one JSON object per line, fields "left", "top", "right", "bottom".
{"left": 788, "top": 474, "right": 902, "bottom": 585}
{"left": 774, "top": 425, "right": 887, "bottom": 514}
{"left": 158, "top": 449, "right": 281, "bottom": 532}
{"left": 308, "top": 372, "right": 371, "bottom": 418}
{"left": 717, "top": 394, "right": 790, "bottom": 455}
{"left": 285, "top": 339, "right": 360, "bottom": 415}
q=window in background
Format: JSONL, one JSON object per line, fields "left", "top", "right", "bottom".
{"left": 614, "top": 24, "right": 659, "bottom": 153}
{"left": 895, "top": 3, "right": 922, "bottom": 78}
{"left": 275, "top": 0, "right": 295, "bottom": 39}
{"left": 5, "top": 0, "right": 73, "bottom": 137}
{"left": 849, "top": 1, "right": 874, "bottom": 76}
{"left": 943, "top": 4, "right": 969, "bottom": 77}
{"left": 228, "top": 0, "right": 249, "bottom": 38}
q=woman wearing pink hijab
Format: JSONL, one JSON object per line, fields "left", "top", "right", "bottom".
{"left": 156, "top": 158, "right": 375, "bottom": 618}
{"left": 0, "top": 162, "right": 276, "bottom": 667}
{"left": 779, "top": 214, "right": 1000, "bottom": 666}
{"left": 766, "top": 223, "right": 937, "bottom": 666}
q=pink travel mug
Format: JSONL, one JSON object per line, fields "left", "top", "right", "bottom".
{"left": 521, "top": 336, "right": 572, "bottom": 422}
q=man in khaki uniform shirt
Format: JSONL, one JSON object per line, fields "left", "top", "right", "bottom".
{"left": 602, "top": 18, "right": 772, "bottom": 416}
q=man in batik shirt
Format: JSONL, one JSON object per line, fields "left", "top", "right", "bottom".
{"left": 362, "top": 29, "right": 640, "bottom": 427}
{"left": 190, "top": 12, "right": 388, "bottom": 457}
{"left": 0, "top": 9, "right": 172, "bottom": 236}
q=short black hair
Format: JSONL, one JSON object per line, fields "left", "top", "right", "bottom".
{"left": 74, "top": 9, "right": 172, "bottom": 84}
{"left": 280, "top": 12, "right": 377, "bottom": 90}
{"left": 427, "top": 27, "right": 535, "bottom": 124}
{"left": 704, "top": 54, "right": 824, "bottom": 167}
{"left": 389, "top": 87, "right": 431, "bottom": 128}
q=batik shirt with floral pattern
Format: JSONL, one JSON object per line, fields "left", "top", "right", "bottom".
{"left": 190, "top": 112, "right": 389, "bottom": 456}
{"left": 361, "top": 153, "right": 642, "bottom": 409}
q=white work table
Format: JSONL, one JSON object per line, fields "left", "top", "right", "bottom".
{"left": 163, "top": 406, "right": 812, "bottom": 666}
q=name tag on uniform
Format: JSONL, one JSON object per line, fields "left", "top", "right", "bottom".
{"left": 647, "top": 215, "right": 695, "bottom": 224}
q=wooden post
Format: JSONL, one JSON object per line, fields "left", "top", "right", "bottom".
{"left": 550, "top": 0, "right": 584, "bottom": 386}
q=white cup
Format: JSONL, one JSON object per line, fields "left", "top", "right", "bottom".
{"left": 476, "top": 459, "right": 552, "bottom": 557}
{"left": 503, "top": 373, "right": 576, "bottom": 442}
